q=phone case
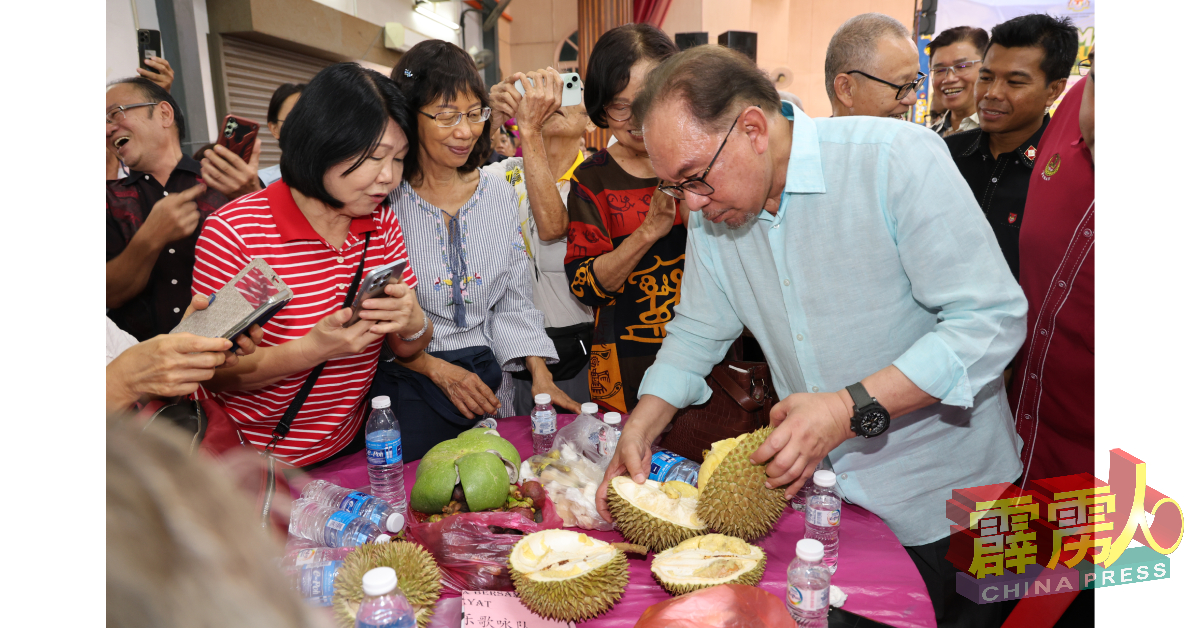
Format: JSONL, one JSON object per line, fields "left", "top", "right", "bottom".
{"left": 515, "top": 73, "right": 583, "bottom": 107}
{"left": 218, "top": 114, "right": 260, "bottom": 163}
{"left": 138, "top": 29, "right": 162, "bottom": 72}
{"left": 343, "top": 260, "right": 409, "bottom": 328}
{"left": 171, "top": 258, "right": 292, "bottom": 340}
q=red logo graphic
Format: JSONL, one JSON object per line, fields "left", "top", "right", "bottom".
{"left": 1009, "top": 213, "right": 1018, "bottom": 224}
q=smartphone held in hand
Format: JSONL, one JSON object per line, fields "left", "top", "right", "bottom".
{"left": 343, "top": 260, "right": 409, "bottom": 328}
{"left": 137, "top": 29, "right": 161, "bottom": 73}
{"left": 171, "top": 258, "right": 292, "bottom": 340}
{"left": 217, "top": 114, "right": 260, "bottom": 163}
{"left": 515, "top": 72, "right": 583, "bottom": 107}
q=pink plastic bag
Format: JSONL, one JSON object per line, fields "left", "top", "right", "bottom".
{"left": 407, "top": 506, "right": 564, "bottom": 594}
{"left": 633, "top": 584, "right": 796, "bottom": 628}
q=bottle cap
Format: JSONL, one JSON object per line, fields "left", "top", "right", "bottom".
{"left": 385, "top": 513, "right": 405, "bottom": 533}
{"left": 813, "top": 470, "right": 836, "bottom": 488}
{"left": 603, "top": 412, "right": 621, "bottom": 425}
{"left": 796, "top": 538, "right": 824, "bottom": 562}
{"left": 581, "top": 402, "right": 599, "bottom": 415}
{"left": 534, "top": 393, "right": 552, "bottom": 405}
{"left": 371, "top": 396, "right": 392, "bottom": 410}
{"left": 362, "top": 566, "right": 398, "bottom": 596}
{"left": 372, "top": 533, "right": 391, "bottom": 545}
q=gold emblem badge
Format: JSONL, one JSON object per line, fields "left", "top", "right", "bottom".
{"left": 1043, "top": 153, "right": 1062, "bottom": 178}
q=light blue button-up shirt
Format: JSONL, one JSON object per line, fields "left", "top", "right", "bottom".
{"left": 640, "top": 102, "right": 1027, "bottom": 546}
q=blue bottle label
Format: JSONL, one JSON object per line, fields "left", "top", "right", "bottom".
{"left": 367, "top": 437, "right": 402, "bottom": 465}
{"left": 648, "top": 450, "right": 682, "bottom": 482}
{"left": 298, "top": 561, "right": 342, "bottom": 606}
{"left": 323, "top": 511, "right": 355, "bottom": 546}
{"left": 339, "top": 491, "right": 371, "bottom": 515}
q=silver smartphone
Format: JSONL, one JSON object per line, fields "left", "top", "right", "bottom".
{"left": 171, "top": 258, "right": 292, "bottom": 339}
{"left": 343, "top": 259, "right": 409, "bottom": 328}
{"left": 515, "top": 72, "right": 582, "bottom": 107}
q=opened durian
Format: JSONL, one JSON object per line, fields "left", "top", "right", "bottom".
{"left": 651, "top": 533, "right": 767, "bottom": 595}
{"left": 697, "top": 427, "right": 788, "bottom": 541}
{"left": 509, "top": 529, "right": 628, "bottom": 621}
{"left": 332, "top": 541, "right": 442, "bottom": 628}
{"left": 606, "top": 476, "right": 707, "bottom": 552}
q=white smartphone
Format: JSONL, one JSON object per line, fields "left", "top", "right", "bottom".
{"left": 343, "top": 259, "right": 409, "bottom": 328}
{"left": 515, "top": 72, "right": 582, "bottom": 107}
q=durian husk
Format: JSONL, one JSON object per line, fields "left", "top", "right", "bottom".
{"left": 697, "top": 427, "right": 788, "bottom": 541}
{"left": 332, "top": 541, "right": 443, "bottom": 628}
{"left": 651, "top": 533, "right": 767, "bottom": 595}
{"left": 509, "top": 531, "right": 629, "bottom": 622}
{"left": 607, "top": 476, "right": 707, "bottom": 552}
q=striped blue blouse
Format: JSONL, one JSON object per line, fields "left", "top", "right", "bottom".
{"left": 387, "top": 170, "right": 557, "bottom": 372}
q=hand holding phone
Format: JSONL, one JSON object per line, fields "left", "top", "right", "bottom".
{"left": 515, "top": 71, "right": 582, "bottom": 107}
{"left": 344, "top": 260, "right": 410, "bottom": 328}
{"left": 171, "top": 259, "right": 292, "bottom": 340}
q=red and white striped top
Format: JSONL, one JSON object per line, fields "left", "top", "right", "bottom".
{"left": 192, "top": 181, "right": 417, "bottom": 467}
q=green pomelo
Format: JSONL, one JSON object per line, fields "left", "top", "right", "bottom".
{"left": 410, "top": 429, "right": 520, "bottom": 514}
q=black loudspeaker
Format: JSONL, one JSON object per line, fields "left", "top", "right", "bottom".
{"left": 718, "top": 31, "right": 757, "bottom": 62}
{"left": 675, "top": 32, "right": 708, "bottom": 50}
{"left": 918, "top": 0, "right": 938, "bottom": 36}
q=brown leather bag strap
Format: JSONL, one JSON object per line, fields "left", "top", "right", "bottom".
{"left": 712, "top": 364, "right": 766, "bottom": 412}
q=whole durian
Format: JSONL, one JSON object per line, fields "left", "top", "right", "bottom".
{"left": 696, "top": 427, "right": 788, "bottom": 541}
{"left": 607, "top": 476, "right": 707, "bottom": 552}
{"left": 651, "top": 533, "right": 767, "bottom": 595}
{"left": 509, "top": 529, "right": 628, "bottom": 622}
{"left": 332, "top": 541, "right": 442, "bottom": 628}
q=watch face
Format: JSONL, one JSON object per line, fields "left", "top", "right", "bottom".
{"left": 861, "top": 409, "right": 889, "bottom": 436}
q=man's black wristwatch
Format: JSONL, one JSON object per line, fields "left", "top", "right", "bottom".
{"left": 847, "top": 382, "right": 890, "bottom": 438}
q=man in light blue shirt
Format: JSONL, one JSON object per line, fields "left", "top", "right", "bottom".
{"left": 598, "top": 46, "right": 1027, "bottom": 628}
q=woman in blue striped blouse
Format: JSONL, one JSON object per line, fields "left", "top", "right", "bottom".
{"left": 369, "top": 40, "right": 575, "bottom": 462}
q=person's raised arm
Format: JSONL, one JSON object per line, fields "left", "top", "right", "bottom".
{"left": 106, "top": 183, "right": 207, "bottom": 308}
{"left": 590, "top": 190, "right": 678, "bottom": 292}
{"left": 514, "top": 68, "right": 571, "bottom": 242}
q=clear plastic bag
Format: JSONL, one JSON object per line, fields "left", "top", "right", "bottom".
{"left": 633, "top": 584, "right": 796, "bottom": 628}
{"left": 406, "top": 495, "right": 563, "bottom": 594}
{"left": 518, "top": 445, "right": 614, "bottom": 531}
{"left": 551, "top": 413, "right": 620, "bottom": 466}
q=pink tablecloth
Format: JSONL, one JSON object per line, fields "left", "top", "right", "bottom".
{"left": 302, "top": 415, "right": 935, "bottom": 628}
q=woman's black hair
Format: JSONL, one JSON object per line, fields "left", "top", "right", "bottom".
{"left": 583, "top": 24, "right": 678, "bottom": 128}
{"left": 279, "top": 62, "right": 411, "bottom": 208}
{"left": 391, "top": 40, "right": 492, "bottom": 185}
{"left": 267, "top": 82, "right": 306, "bottom": 123}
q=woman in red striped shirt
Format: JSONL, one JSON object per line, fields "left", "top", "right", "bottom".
{"left": 191, "top": 63, "right": 430, "bottom": 468}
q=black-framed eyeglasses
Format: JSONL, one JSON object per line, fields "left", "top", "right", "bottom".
{"left": 931, "top": 60, "right": 982, "bottom": 79}
{"left": 847, "top": 70, "right": 927, "bottom": 100}
{"left": 106, "top": 102, "right": 158, "bottom": 125}
{"left": 418, "top": 107, "right": 492, "bottom": 127}
{"left": 656, "top": 112, "right": 743, "bottom": 200}
{"left": 1078, "top": 59, "right": 1092, "bottom": 77}
{"left": 604, "top": 103, "right": 633, "bottom": 122}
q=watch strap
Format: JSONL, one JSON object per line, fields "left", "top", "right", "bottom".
{"left": 846, "top": 382, "right": 874, "bottom": 411}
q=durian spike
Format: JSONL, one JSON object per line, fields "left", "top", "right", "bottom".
{"left": 611, "top": 542, "right": 648, "bottom": 555}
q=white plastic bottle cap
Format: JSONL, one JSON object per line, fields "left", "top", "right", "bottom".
{"left": 796, "top": 538, "right": 824, "bottom": 562}
{"left": 371, "top": 396, "right": 392, "bottom": 410}
{"left": 372, "top": 533, "right": 391, "bottom": 545}
{"left": 603, "top": 412, "right": 621, "bottom": 425}
{"left": 385, "top": 513, "right": 405, "bottom": 533}
{"left": 534, "top": 393, "right": 552, "bottom": 405}
{"left": 813, "top": 469, "right": 836, "bottom": 488}
{"left": 581, "top": 402, "right": 599, "bottom": 415}
{"left": 362, "top": 566, "right": 399, "bottom": 596}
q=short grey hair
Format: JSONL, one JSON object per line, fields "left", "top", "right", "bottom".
{"left": 824, "top": 13, "right": 912, "bottom": 100}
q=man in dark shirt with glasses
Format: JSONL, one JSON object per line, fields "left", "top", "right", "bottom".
{"left": 106, "top": 77, "right": 261, "bottom": 340}
{"left": 945, "top": 14, "right": 1077, "bottom": 280}
{"left": 825, "top": 13, "right": 924, "bottom": 119}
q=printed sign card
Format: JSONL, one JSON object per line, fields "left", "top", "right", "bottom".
{"left": 460, "top": 590, "right": 576, "bottom": 628}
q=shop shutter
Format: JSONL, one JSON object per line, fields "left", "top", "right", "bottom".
{"left": 217, "top": 36, "right": 332, "bottom": 168}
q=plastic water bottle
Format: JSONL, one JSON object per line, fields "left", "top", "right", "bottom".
{"left": 366, "top": 396, "right": 407, "bottom": 512}
{"left": 578, "top": 402, "right": 599, "bottom": 422}
{"left": 603, "top": 412, "right": 622, "bottom": 443}
{"left": 791, "top": 458, "right": 834, "bottom": 511}
{"left": 283, "top": 546, "right": 352, "bottom": 568}
{"left": 531, "top": 393, "right": 557, "bottom": 455}
{"left": 787, "top": 538, "right": 831, "bottom": 627}
{"left": 287, "top": 560, "right": 344, "bottom": 606}
{"left": 302, "top": 479, "right": 406, "bottom": 533}
{"left": 803, "top": 470, "right": 841, "bottom": 573}
{"left": 288, "top": 498, "right": 390, "bottom": 548}
{"left": 647, "top": 448, "right": 701, "bottom": 487}
{"left": 475, "top": 416, "right": 499, "bottom": 430}
{"left": 355, "top": 567, "right": 417, "bottom": 628}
